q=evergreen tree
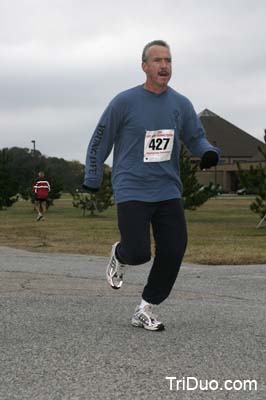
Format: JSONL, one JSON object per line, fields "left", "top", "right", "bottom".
{"left": 238, "top": 146, "right": 266, "bottom": 225}
{"left": 180, "top": 145, "right": 220, "bottom": 210}
{"left": 72, "top": 165, "right": 113, "bottom": 216}
{"left": 0, "top": 148, "right": 19, "bottom": 209}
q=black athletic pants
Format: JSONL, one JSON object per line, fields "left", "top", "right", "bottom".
{"left": 116, "top": 199, "right": 187, "bottom": 305}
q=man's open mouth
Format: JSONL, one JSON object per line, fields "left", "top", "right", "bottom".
{"left": 158, "top": 71, "right": 169, "bottom": 77}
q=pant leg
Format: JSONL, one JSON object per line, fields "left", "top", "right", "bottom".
{"left": 142, "top": 199, "right": 187, "bottom": 305}
{"left": 116, "top": 201, "right": 155, "bottom": 265}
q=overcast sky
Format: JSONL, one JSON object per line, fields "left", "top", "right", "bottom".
{"left": 1, "top": 0, "right": 265, "bottom": 164}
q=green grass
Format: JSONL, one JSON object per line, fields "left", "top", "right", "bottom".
{"left": 0, "top": 195, "right": 265, "bottom": 265}
{"left": 185, "top": 196, "right": 266, "bottom": 264}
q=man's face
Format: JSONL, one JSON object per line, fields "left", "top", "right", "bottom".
{"left": 142, "top": 45, "right": 172, "bottom": 92}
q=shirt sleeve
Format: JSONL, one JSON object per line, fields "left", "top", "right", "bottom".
{"left": 84, "top": 103, "right": 120, "bottom": 189}
{"left": 180, "top": 99, "right": 220, "bottom": 158}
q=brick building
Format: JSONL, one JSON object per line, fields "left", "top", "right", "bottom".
{"left": 194, "top": 109, "right": 265, "bottom": 192}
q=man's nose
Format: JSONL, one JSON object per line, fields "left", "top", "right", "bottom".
{"left": 160, "top": 59, "right": 168, "bottom": 67}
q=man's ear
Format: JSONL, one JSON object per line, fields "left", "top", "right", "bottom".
{"left": 142, "top": 62, "right": 147, "bottom": 73}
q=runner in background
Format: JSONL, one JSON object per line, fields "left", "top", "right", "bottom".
{"left": 33, "top": 171, "right": 50, "bottom": 221}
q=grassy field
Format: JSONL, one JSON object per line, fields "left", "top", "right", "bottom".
{"left": 0, "top": 194, "right": 265, "bottom": 265}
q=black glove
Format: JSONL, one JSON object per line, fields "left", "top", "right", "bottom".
{"left": 82, "top": 184, "right": 99, "bottom": 193}
{"left": 200, "top": 151, "right": 218, "bottom": 170}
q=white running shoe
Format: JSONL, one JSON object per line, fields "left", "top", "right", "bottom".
{"left": 131, "top": 304, "right": 165, "bottom": 331}
{"left": 106, "top": 242, "right": 126, "bottom": 289}
{"left": 36, "top": 214, "right": 43, "bottom": 221}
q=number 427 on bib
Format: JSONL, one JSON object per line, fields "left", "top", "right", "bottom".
{"left": 144, "top": 129, "right": 174, "bottom": 162}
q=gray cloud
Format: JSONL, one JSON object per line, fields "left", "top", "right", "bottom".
{"left": 1, "top": 0, "right": 265, "bottom": 161}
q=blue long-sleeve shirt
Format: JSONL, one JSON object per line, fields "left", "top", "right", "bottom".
{"left": 84, "top": 85, "right": 219, "bottom": 203}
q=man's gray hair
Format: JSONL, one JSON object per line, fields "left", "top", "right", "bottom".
{"left": 142, "top": 40, "right": 170, "bottom": 62}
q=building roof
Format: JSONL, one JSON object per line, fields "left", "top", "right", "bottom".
{"left": 198, "top": 109, "right": 219, "bottom": 118}
{"left": 199, "top": 108, "right": 264, "bottom": 159}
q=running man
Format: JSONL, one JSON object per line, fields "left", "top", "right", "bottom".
{"left": 83, "top": 40, "right": 220, "bottom": 331}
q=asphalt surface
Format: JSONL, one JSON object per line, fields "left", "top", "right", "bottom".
{"left": 0, "top": 246, "right": 265, "bottom": 400}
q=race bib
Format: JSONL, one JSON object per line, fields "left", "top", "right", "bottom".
{"left": 144, "top": 129, "right": 174, "bottom": 162}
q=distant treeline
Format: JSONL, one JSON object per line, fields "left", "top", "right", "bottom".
{"left": 0, "top": 146, "right": 85, "bottom": 198}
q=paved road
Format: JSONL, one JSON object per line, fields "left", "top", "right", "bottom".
{"left": 0, "top": 246, "right": 265, "bottom": 400}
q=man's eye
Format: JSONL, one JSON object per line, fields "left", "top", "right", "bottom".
{"left": 153, "top": 58, "right": 172, "bottom": 63}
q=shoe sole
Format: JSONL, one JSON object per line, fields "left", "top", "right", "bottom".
{"left": 131, "top": 319, "right": 165, "bottom": 331}
{"left": 106, "top": 242, "right": 123, "bottom": 290}
{"left": 106, "top": 265, "right": 123, "bottom": 289}
{"left": 106, "top": 275, "right": 122, "bottom": 290}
